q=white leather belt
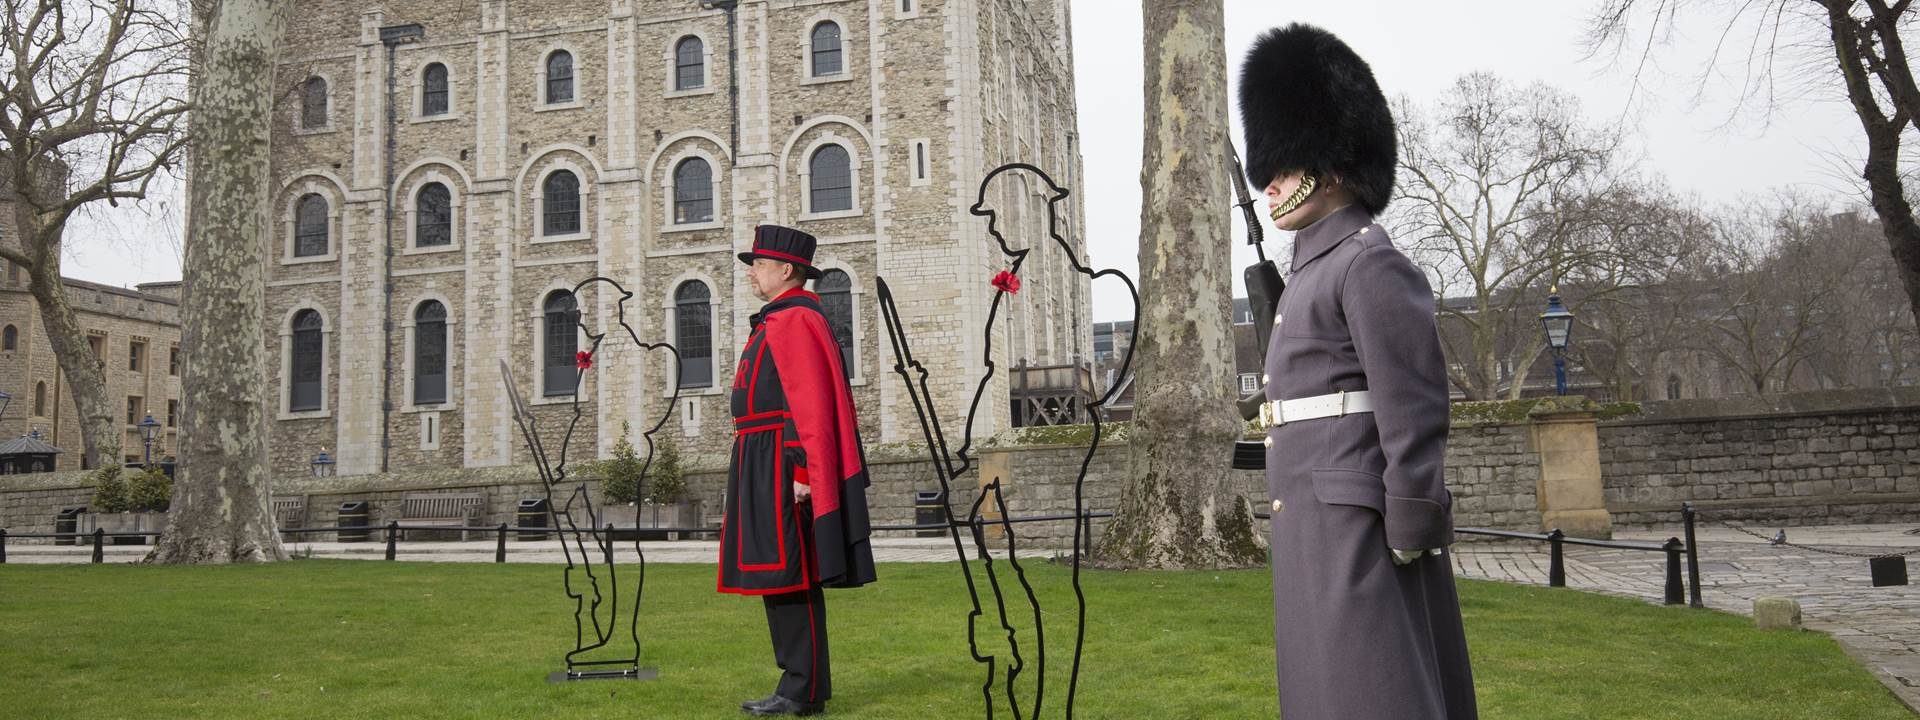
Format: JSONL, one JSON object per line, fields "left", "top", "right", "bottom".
{"left": 1258, "top": 390, "right": 1373, "bottom": 429}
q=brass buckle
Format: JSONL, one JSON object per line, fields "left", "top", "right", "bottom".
{"left": 1260, "top": 401, "right": 1284, "bottom": 428}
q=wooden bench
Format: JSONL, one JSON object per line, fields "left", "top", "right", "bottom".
{"left": 271, "top": 496, "right": 307, "bottom": 541}
{"left": 400, "top": 493, "right": 487, "bottom": 540}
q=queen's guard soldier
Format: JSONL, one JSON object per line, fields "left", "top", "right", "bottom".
{"left": 1239, "top": 24, "right": 1478, "bottom": 719}
{"left": 718, "top": 224, "right": 877, "bottom": 717}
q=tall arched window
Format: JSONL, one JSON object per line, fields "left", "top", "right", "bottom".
{"left": 542, "top": 170, "right": 581, "bottom": 236}
{"left": 414, "top": 301, "right": 448, "bottom": 405}
{"left": 1667, "top": 374, "right": 1683, "bottom": 400}
{"left": 32, "top": 381, "right": 45, "bottom": 416}
{"left": 2, "top": 325, "right": 15, "bottom": 351}
{"left": 301, "top": 76, "right": 328, "bottom": 128}
{"left": 809, "top": 144, "right": 853, "bottom": 213}
{"left": 673, "top": 157, "right": 713, "bottom": 225}
{"left": 543, "top": 291, "right": 578, "bottom": 396}
{"left": 294, "top": 193, "right": 329, "bottom": 257}
{"left": 416, "top": 182, "right": 452, "bottom": 247}
{"left": 289, "top": 309, "right": 324, "bottom": 412}
{"left": 818, "top": 269, "right": 854, "bottom": 376}
{"left": 810, "top": 22, "right": 843, "bottom": 77}
{"left": 675, "top": 36, "right": 705, "bottom": 91}
{"left": 545, "top": 50, "right": 574, "bottom": 104}
{"left": 421, "top": 63, "right": 449, "bottom": 116}
{"left": 675, "top": 281, "right": 712, "bottom": 388}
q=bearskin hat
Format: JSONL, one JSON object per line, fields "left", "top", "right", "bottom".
{"left": 1238, "top": 24, "right": 1396, "bottom": 216}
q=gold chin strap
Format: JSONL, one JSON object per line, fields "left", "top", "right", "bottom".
{"left": 1269, "top": 174, "right": 1319, "bottom": 225}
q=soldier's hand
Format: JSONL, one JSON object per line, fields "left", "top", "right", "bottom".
{"left": 794, "top": 481, "right": 812, "bottom": 503}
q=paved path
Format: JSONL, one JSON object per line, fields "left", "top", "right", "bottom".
{"left": 10, "top": 523, "right": 1919, "bottom": 712}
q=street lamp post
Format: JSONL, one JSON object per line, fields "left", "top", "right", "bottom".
{"left": 311, "top": 450, "right": 335, "bottom": 478}
{"left": 137, "top": 413, "right": 161, "bottom": 468}
{"left": 1540, "top": 290, "right": 1576, "bottom": 397}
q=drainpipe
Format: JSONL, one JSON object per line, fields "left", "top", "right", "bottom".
{"left": 700, "top": 1, "right": 740, "bottom": 153}
{"left": 379, "top": 23, "right": 425, "bottom": 474}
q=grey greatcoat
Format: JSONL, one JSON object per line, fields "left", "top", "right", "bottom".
{"left": 1262, "top": 204, "right": 1478, "bottom": 719}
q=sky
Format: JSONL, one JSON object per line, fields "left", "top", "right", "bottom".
{"left": 58, "top": 0, "right": 1869, "bottom": 322}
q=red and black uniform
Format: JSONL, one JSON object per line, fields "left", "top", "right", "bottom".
{"left": 718, "top": 285, "right": 876, "bottom": 704}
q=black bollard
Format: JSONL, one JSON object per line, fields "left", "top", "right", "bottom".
{"left": 0, "top": 528, "right": 7, "bottom": 564}
{"left": 1547, "top": 529, "right": 1566, "bottom": 588}
{"left": 604, "top": 523, "right": 615, "bottom": 567}
{"left": 496, "top": 523, "right": 508, "bottom": 563}
{"left": 92, "top": 528, "right": 105, "bottom": 564}
{"left": 1663, "top": 537, "right": 1684, "bottom": 605}
{"left": 1681, "top": 503, "right": 1703, "bottom": 608}
{"left": 385, "top": 521, "right": 399, "bottom": 561}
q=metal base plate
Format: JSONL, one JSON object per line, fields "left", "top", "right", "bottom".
{"left": 547, "top": 667, "right": 659, "bottom": 683}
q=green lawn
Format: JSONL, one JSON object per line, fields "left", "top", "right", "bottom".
{"left": 0, "top": 560, "right": 1907, "bottom": 719}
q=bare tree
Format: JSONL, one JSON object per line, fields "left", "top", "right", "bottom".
{"left": 1099, "top": 0, "right": 1263, "bottom": 569}
{"left": 1392, "top": 73, "right": 1626, "bottom": 400}
{"left": 1586, "top": 0, "right": 1920, "bottom": 340}
{"left": 149, "top": 0, "right": 288, "bottom": 564}
{"left": 1560, "top": 186, "right": 1715, "bottom": 400}
{"left": 0, "top": 0, "right": 191, "bottom": 469}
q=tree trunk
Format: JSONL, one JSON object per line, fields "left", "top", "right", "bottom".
{"left": 21, "top": 246, "right": 121, "bottom": 469}
{"left": 1097, "top": 0, "right": 1263, "bottom": 569}
{"left": 1824, "top": 2, "right": 1920, "bottom": 339}
{"left": 150, "top": 0, "right": 289, "bottom": 564}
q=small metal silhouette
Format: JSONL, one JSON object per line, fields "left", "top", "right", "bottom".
{"left": 876, "top": 162, "right": 1138, "bottom": 719}
{"left": 499, "top": 276, "right": 683, "bottom": 682}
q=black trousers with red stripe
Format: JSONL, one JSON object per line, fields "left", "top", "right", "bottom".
{"left": 763, "top": 585, "right": 830, "bottom": 702}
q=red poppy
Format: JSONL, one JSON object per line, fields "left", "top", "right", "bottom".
{"left": 575, "top": 350, "right": 594, "bottom": 370}
{"left": 992, "top": 270, "right": 1021, "bottom": 294}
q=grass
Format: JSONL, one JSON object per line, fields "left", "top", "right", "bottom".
{"left": 0, "top": 560, "right": 1908, "bottom": 719}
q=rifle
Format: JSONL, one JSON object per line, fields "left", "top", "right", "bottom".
{"left": 1230, "top": 142, "right": 1283, "bottom": 470}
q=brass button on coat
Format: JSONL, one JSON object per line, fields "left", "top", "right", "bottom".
{"left": 1271, "top": 499, "right": 1285, "bottom": 513}
{"left": 1263, "top": 436, "right": 1274, "bottom": 448}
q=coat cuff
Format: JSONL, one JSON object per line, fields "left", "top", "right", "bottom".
{"left": 1383, "top": 493, "right": 1453, "bottom": 550}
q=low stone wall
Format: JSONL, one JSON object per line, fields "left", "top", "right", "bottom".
{"left": 0, "top": 470, "right": 96, "bottom": 534}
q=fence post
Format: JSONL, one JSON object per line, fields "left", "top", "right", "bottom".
{"left": 496, "top": 523, "right": 508, "bottom": 564}
{"left": 1663, "top": 537, "right": 1685, "bottom": 605}
{"left": 1, "top": 528, "right": 8, "bottom": 564}
{"left": 1547, "top": 529, "right": 1566, "bottom": 588}
{"left": 604, "top": 523, "right": 616, "bottom": 567}
{"left": 385, "top": 521, "right": 399, "bottom": 561}
{"left": 92, "top": 528, "right": 105, "bottom": 564}
{"left": 1080, "top": 511, "right": 1092, "bottom": 555}
{"left": 1681, "top": 502, "right": 1703, "bottom": 608}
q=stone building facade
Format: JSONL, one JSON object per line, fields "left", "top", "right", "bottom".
{"left": 263, "top": 0, "right": 1091, "bottom": 477}
{"left": 0, "top": 273, "right": 183, "bottom": 471}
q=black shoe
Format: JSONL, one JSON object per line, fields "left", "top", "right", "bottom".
{"left": 740, "top": 695, "right": 782, "bottom": 713}
{"left": 744, "top": 695, "right": 825, "bottom": 716}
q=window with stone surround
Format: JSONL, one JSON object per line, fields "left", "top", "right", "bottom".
{"left": 414, "top": 300, "right": 448, "bottom": 405}
{"left": 1, "top": 325, "right": 14, "bottom": 352}
{"left": 421, "top": 63, "right": 449, "bottom": 116}
{"left": 294, "top": 193, "right": 329, "bottom": 257}
{"left": 126, "top": 395, "right": 143, "bottom": 425}
{"left": 675, "top": 281, "right": 713, "bottom": 388}
{"left": 810, "top": 22, "right": 843, "bottom": 77}
{"left": 169, "top": 346, "right": 179, "bottom": 375}
{"left": 300, "top": 76, "right": 328, "bottom": 129}
{"left": 416, "top": 182, "right": 453, "bottom": 247}
{"left": 129, "top": 340, "right": 145, "bottom": 372}
{"left": 673, "top": 157, "right": 713, "bottom": 224}
{"left": 87, "top": 334, "right": 103, "bottom": 364}
{"left": 545, "top": 50, "right": 574, "bottom": 104}
{"left": 33, "top": 381, "right": 45, "bottom": 416}
{"left": 542, "top": 170, "right": 581, "bottom": 236}
{"left": 808, "top": 144, "right": 853, "bottom": 213}
{"left": 167, "top": 399, "right": 177, "bottom": 427}
{"left": 675, "top": 36, "right": 704, "bottom": 91}
{"left": 289, "top": 309, "right": 323, "bottom": 412}
{"left": 818, "top": 269, "right": 854, "bottom": 377}
{"left": 542, "top": 291, "right": 578, "bottom": 396}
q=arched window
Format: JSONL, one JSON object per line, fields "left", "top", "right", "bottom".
{"left": 1, "top": 325, "right": 15, "bottom": 351}
{"left": 675, "top": 36, "right": 705, "bottom": 91}
{"left": 32, "top": 381, "right": 45, "bottom": 416}
{"left": 421, "top": 63, "right": 449, "bottom": 116}
{"left": 1667, "top": 374, "right": 1683, "bottom": 400}
{"left": 545, "top": 50, "right": 574, "bottom": 104}
{"left": 416, "top": 182, "right": 452, "bottom": 247}
{"left": 675, "top": 281, "right": 712, "bottom": 388}
{"left": 818, "top": 269, "right": 854, "bottom": 376}
{"left": 543, "top": 291, "right": 578, "bottom": 396}
{"left": 809, "top": 144, "right": 853, "bottom": 213}
{"left": 810, "top": 22, "right": 843, "bottom": 77}
{"left": 673, "top": 157, "right": 713, "bottom": 225}
{"left": 542, "top": 170, "right": 581, "bottom": 236}
{"left": 301, "top": 76, "right": 328, "bottom": 128}
{"left": 294, "top": 193, "right": 329, "bottom": 257}
{"left": 414, "top": 301, "right": 448, "bottom": 405}
{"left": 289, "top": 309, "right": 324, "bottom": 412}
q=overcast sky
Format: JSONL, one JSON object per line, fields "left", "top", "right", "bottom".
{"left": 59, "top": 0, "right": 1868, "bottom": 323}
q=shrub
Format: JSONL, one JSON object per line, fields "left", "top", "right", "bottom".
{"left": 645, "top": 436, "right": 685, "bottom": 505}
{"left": 90, "top": 467, "right": 129, "bottom": 513}
{"left": 597, "top": 422, "right": 646, "bottom": 505}
{"left": 126, "top": 467, "right": 173, "bottom": 512}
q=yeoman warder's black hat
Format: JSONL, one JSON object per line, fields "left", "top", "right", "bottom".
{"left": 1238, "top": 23, "right": 1397, "bottom": 216}
{"left": 738, "top": 224, "right": 823, "bottom": 280}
